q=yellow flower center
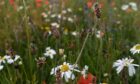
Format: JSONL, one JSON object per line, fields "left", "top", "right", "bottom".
{"left": 48, "top": 51, "right": 52, "bottom": 54}
{"left": 124, "top": 61, "right": 129, "bottom": 66}
{"left": 135, "top": 45, "right": 140, "bottom": 50}
{"left": 45, "top": 27, "right": 51, "bottom": 32}
{"left": 60, "top": 64, "right": 69, "bottom": 72}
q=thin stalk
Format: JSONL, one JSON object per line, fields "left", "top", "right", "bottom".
{"left": 22, "top": 0, "right": 32, "bottom": 82}
{"left": 74, "top": 32, "right": 90, "bottom": 65}
{"left": 6, "top": 65, "right": 14, "bottom": 84}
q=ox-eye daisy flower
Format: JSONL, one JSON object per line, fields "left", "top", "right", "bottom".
{"left": 113, "top": 58, "right": 139, "bottom": 76}
{"left": 121, "top": 4, "right": 129, "bottom": 11}
{"left": 44, "top": 47, "right": 56, "bottom": 59}
{"left": 50, "top": 62, "right": 80, "bottom": 82}
{"left": 130, "top": 44, "right": 140, "bottom": 55}
{"left": 129, "top": 2, "right": 138, "bottom": 11}
{"left": 121, "top": 2, "right": 138, "bottom": 11}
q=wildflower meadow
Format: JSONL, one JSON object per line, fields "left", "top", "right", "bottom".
{"left": 0, "top": 0, "right": 140, "bottom": 84}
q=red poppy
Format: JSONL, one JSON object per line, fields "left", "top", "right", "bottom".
{"left": 77, "top": 73, "right": 96, "bottom": 84}
{"left": 45, "top": 0, "right": 49, "bottom": 5}
{"left": 87, "top": 0, "right": 96, "bottom": 8}
{"left": 36, "top": 0, "right": 42, "bottom": 3}
{"left": 110, "top": 1, "right": 116, "bottom": 7}
{"left": 9, "top": 0, "right": 17, "bottom": 10}
{"left": 99, "top": 2, "right": 104, "bottom": 8}
{"left": 36, "top": 3, "right": 42, "bottom": 7}
{"left": 35, "top": 0, "right": 42, "bottom": 7}
{"left": 9, "top": 0, "right": 14, "bottom": 5}
{"left": 87, "top": 1, "right": 93, "bottom": 8}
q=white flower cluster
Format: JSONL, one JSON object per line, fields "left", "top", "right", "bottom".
{"left": 41, "top": 8, "right": 75, "bottom": 23}
{"left": 0, "top": 55, "right": 22, "bottom": 71}
{"left": 121, "top": 2, "right": 138, "bottom": 11}
{"left": 113, "top": 44, "right": 140, "bottom": 77}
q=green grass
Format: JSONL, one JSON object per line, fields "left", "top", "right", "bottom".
{"left": 0, "top": 0, "right": 140, "bottom": 84}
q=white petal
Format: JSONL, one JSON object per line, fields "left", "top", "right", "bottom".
{"left": 7, "top": 59, "right": 14, "bottom": 64}
{"left": 128, "top": 65, "right": 135, "bottom": 76}
{"left": 64, "top": 73, "right": 69, "bottom": 82}
{"left": 14, "top": 55, "right": 20, "bottom": 61}
{"left": 0, "top": 65, "right": 4, "bottom": 70}
{"left": 65, "top": 70, "right": 72, "bottom": 78}
{"left": 121, "top": 5, "right": 129, "bottom": 10}
{"left": 4, "top": 55, "right": 11, "bottom": 59}
{"left": 131, "top": 64, "right": 139, "bottom": 67}
{"left": 44, "top": 52, "right": 49, "bottom": 56}
{"left": 50, "top": 55, "right": 54, "bottom": 59}
{"left": 116, "top": 65, "right": 124, "bottom": 74}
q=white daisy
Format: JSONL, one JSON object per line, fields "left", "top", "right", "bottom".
{"left": 130, "top": 44, "right": 140, "bottom": 55}
{"left": 44, "top": 47, "right": 56, "bottom": 59}
{"left": 121, "top": 4, "right": 129, "bottom": 11}
{"left": 71, "top": 31, "right": 79, "bottom": 36}
{"left": 67, "top": 8, "right": 72, "bottom": 12}
{"left": 121, "top": 2, "right": 138, "bottom": 11}
{"left": 50, "top": 62, "right": 80, "bottom": 82}
{"left": 113, "top": 58, "right": 139, "bottom": 76}
{"left": 129, "top": 2, "right": 138, "bottom": 11}
{"left": 14, "top": 55, "right": 21, "bottom": 61}
{"left": 51, "top": 22, "right": 60, "bottom": 28}
{"left": 67, "top": 17, "right": 74, "bottom": 23}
